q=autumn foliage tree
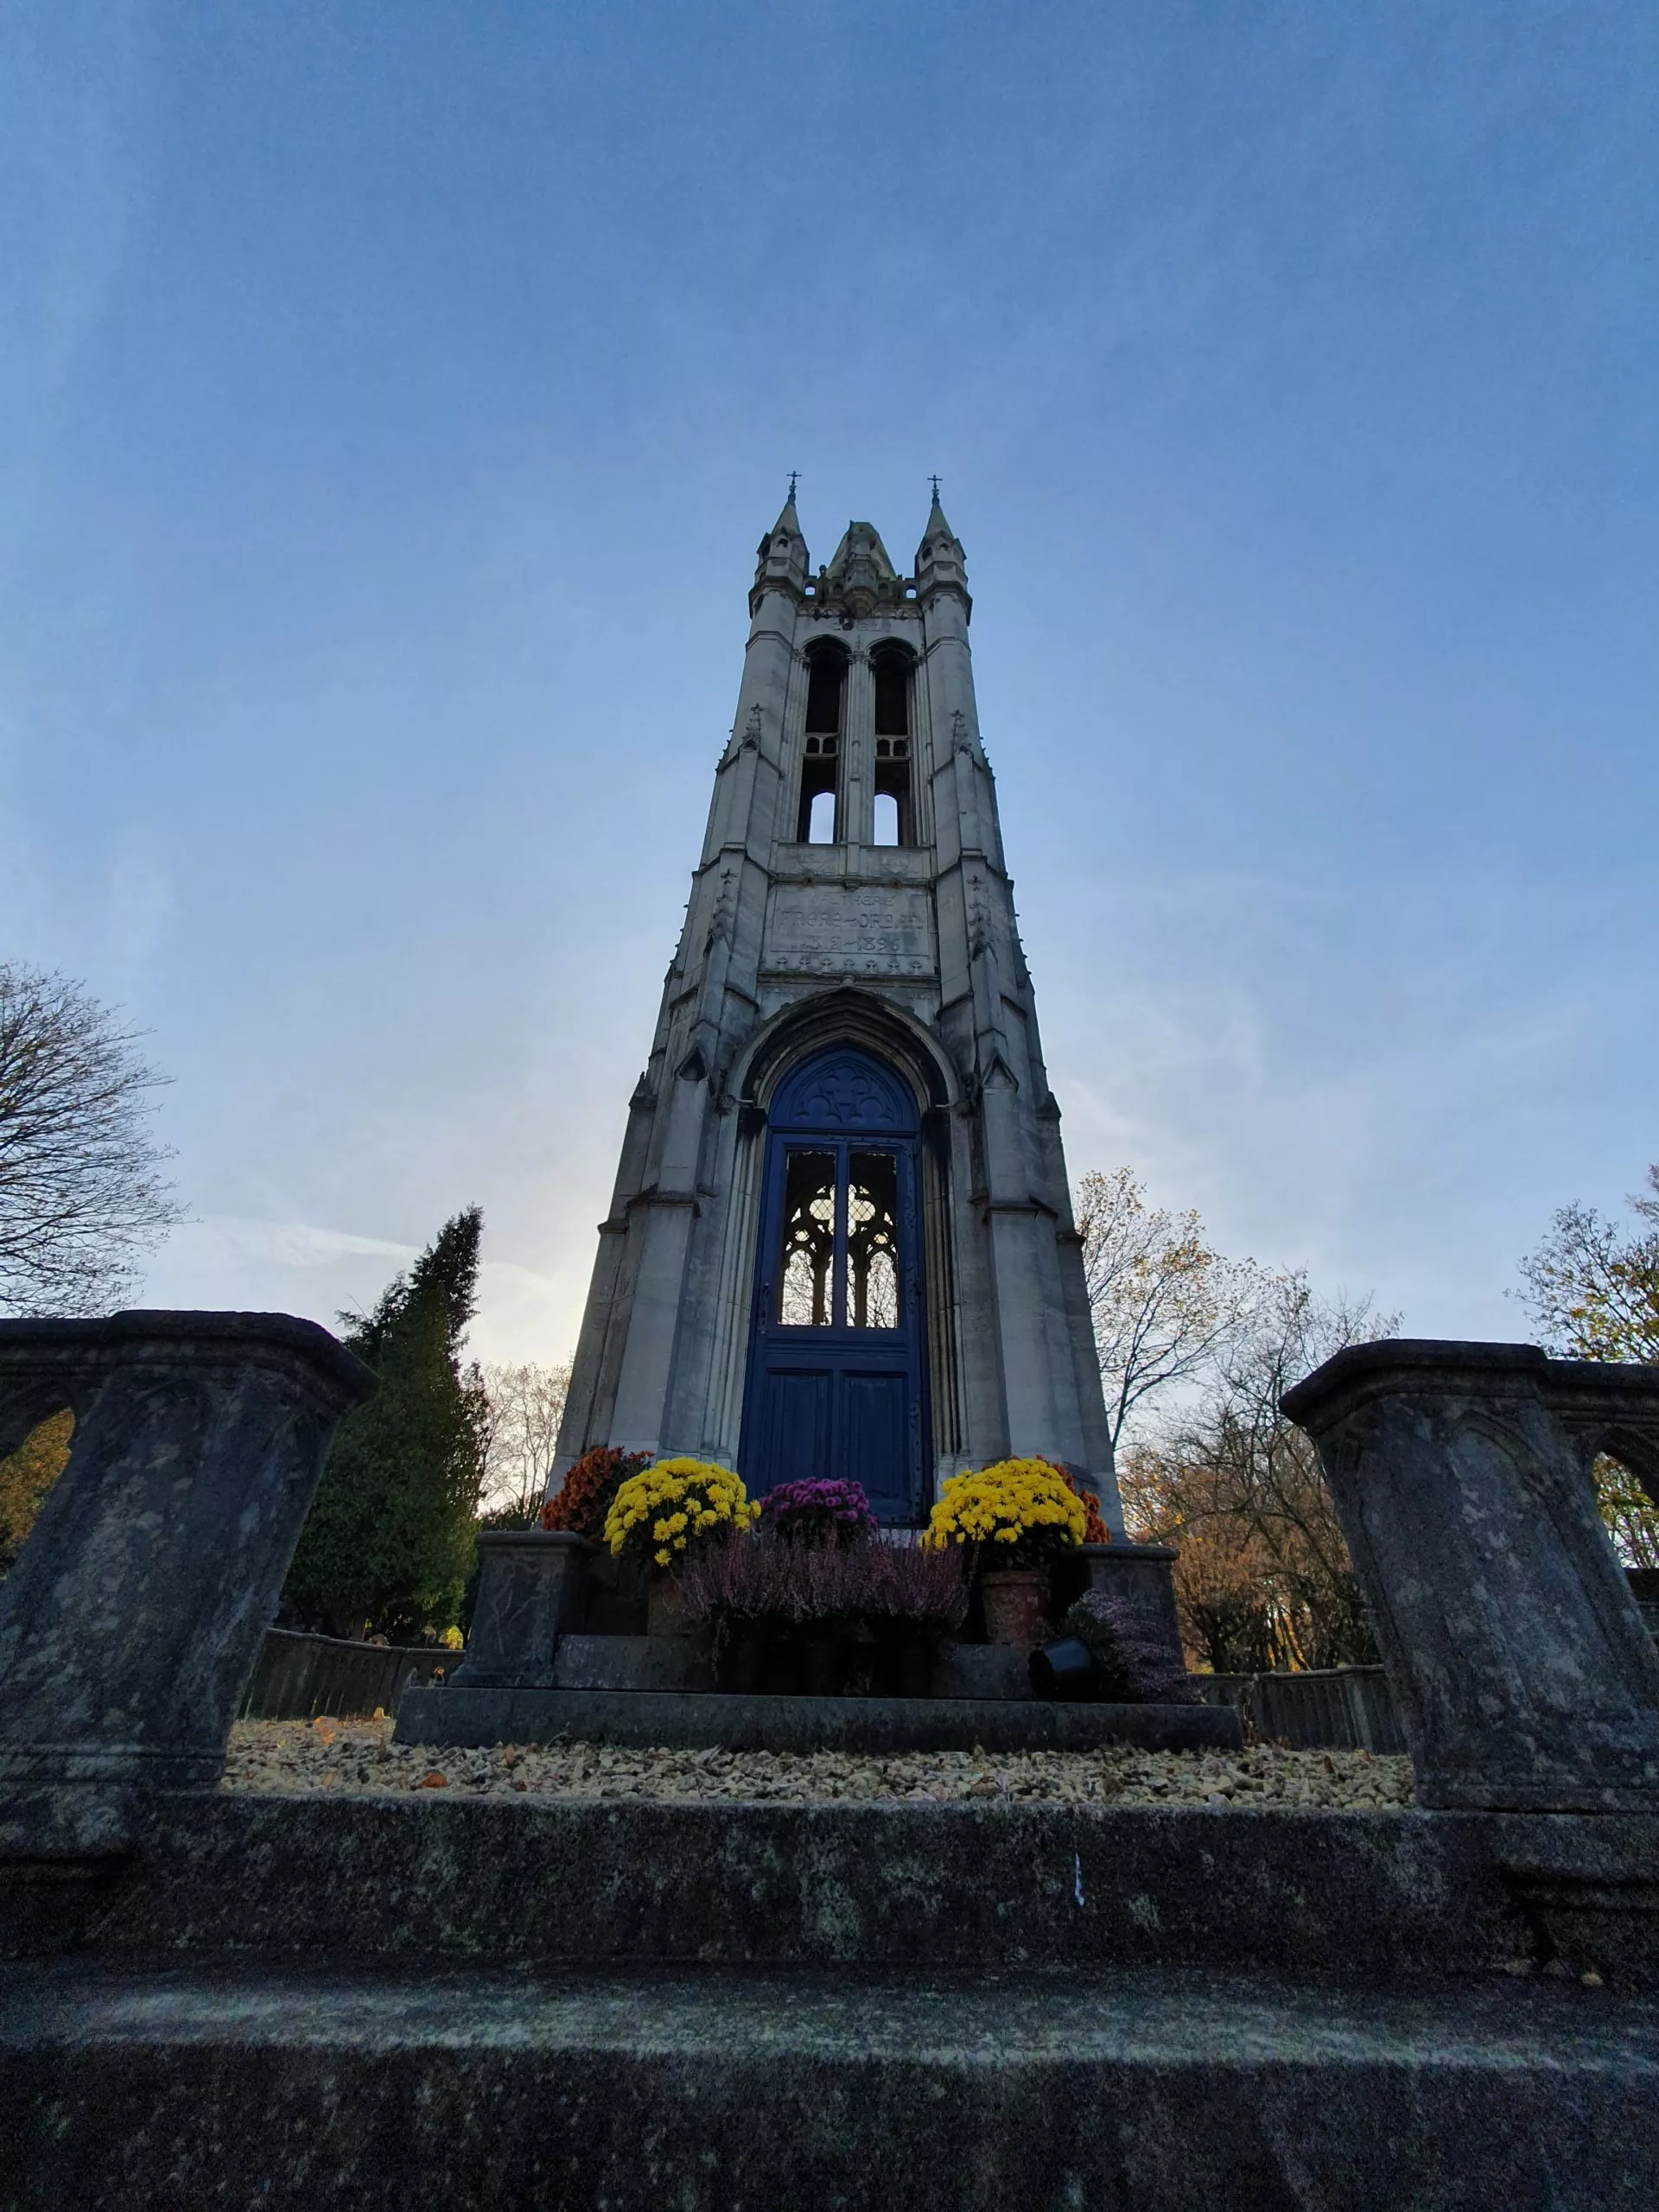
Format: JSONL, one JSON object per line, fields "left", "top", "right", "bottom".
{"left": 1116, "top": 1275, "right": 1395, "bottom": 1673}
{"left": 1517, "top": 1167, "right": 1659, "bottom": 1566}
{"left": 1075, "top": 1163, "right": 1389, "bottom": 1674}
{"left": 0, "top": 1408, "right": 73, "bottom": 1577}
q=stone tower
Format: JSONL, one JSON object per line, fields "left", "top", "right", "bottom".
{"left": 554, "top": 488, "right": 1123, "bottom": 1530}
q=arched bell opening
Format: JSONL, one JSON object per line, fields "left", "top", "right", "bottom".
{"left": 738, "top": 1043, "right": 931, "bottom": 1522}
{"left": 796, "top": 642, "right": 848, "bottom": 844}
{"left": 869, "top": 639, "right": 916, "bottom": 848}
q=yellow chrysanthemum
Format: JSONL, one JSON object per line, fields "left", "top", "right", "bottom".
{"left": 918, "top": 1458, "right": 1085, "bottom": 1554}
{"left": 605, "top": 1457, "right": 756, "bottom": 1561}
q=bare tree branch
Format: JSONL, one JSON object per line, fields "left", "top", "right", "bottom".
{"left": 478, "top": 1360, "right": 573, "bottom": 1522}
{"left": 1074, "top": 1166, "right": 1262, "bottom": 1449}
{"left": 0, "top": 964, "right": 184, "bottom": 1315}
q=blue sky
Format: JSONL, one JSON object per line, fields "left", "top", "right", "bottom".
{"left": 3, "top": 1, "right": 1655, "bottom": 1360}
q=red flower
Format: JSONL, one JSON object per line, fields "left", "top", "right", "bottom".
{"left": 540, "top": 1447, "right": 653, "bottom": 1542}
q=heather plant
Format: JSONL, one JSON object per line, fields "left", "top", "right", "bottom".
{"left": 858, "top": 1538, "right": 970, "bottom": 1630}
{"left": 1056, "top": 1590, "right": 1197, "bottom": 1704}
{"left": 680, "top": 1530, "right": 968, "bottom": 1631}
{"left": 759, "top": 1478, "right": 877, "bottom": 1548}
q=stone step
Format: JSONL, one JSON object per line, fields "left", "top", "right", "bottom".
{"left": 396, "top": 1682, "right": 1237, "bottom": 1752}
{"left": 3, "top": 1959, "right": 1655, "bottom": 2209}
{"left": 10, "top": 1794, "right": 1659, "bottom": 1987}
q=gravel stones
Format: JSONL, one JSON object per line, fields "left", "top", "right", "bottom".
{"left": 224, "top": 1717, "right": 1414, "bottom": 1810}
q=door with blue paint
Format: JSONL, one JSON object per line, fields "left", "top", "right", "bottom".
{"left": 741, "top": 1047, "right": 928, "bottom": 1523}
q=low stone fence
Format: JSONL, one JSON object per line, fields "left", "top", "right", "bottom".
{"left": 239, "top": 1630, "right": 449, "bottom": 1722}
{"left": 1198, "top": 1667, "right": 1407, "bottom": 1755}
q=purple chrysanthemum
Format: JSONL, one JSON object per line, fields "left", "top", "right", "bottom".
{"left": 759, "top": 1478, "right": 879, "bottom": 1548}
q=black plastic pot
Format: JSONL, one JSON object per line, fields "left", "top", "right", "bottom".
{"left": 710, "top": 1616, "right": 766, "bottom": 1694}
{"left": 871, "top": 1621, "right": 938, "bottom": 1700}
{"left": 1029, "top": 1637, "right": 1098, "bottom": 1701}
{"left": 793, "top": 1620, "right": 850, "bottom": 1697}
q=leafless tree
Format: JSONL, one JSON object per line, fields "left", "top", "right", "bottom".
{"left": 0, "top": 964, "right": 183, "bottom": 1315}
{"left": 478, "top": 1359, "right": 573, "bottom": 1522}
{"left": 1074, "top": 1166, "right": 1262, "bottom": 1450}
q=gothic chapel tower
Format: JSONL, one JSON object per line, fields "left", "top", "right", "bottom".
{"left": 555, "top": 488, "right": 1124, "bottom": 1531}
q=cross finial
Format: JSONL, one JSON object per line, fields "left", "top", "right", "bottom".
{"left": 929, "top": 474, "right": 943, "bottom": 502}
{"left": 786, "top": 471, "right": 799, "bottom": 503}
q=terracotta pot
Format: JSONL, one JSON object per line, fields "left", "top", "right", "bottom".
{"left": 645, "top": 1567, "right": 686, "bottom": 1638}
{"left": 980, "top": 1567, "right": 1046, "bottom": 1649}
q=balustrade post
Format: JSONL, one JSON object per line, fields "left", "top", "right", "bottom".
{"left": 1282, "top": 1340, "right": 1659, "bottom": 1811}
{"left": 0, "top": 1312, "right": 374, "bottom": 1859}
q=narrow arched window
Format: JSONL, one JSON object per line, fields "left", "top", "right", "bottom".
{"left": 805, "top": 652, "right": 845, "bottom": 735}
{"left": 798, "top": 646, "right": 846, "bottom": 842}
{"left": 870, "top": 645, "right": 913, "bottom": 846}
{"left": 873, "top": 652, "right": 908, "bottom": 740}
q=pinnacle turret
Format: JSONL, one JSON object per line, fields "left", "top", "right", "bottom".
{"left": 752, "top": 479, "right": 810, "bottom": 609}
{"left": 919, "top": 480, "right": 956, "bottom": 549}
{"left": 915, "top": 481, "right": 969, "bottom": 616}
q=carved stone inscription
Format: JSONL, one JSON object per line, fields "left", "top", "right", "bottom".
{"left": 766, "top": 884, "right": 936, "bottom": 978}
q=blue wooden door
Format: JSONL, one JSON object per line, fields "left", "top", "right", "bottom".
{"left": 740, "top": 1048, "right": 928, "bottom": 1523}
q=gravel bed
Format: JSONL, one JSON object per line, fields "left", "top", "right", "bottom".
{"left": 224, "top": 1717, "right": 1414, "bottom": 1810}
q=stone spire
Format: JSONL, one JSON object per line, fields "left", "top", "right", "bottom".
{"left": 915, "top": 483, "right": 969, "bottom": 616}
{"left": 752, "top": 480, "right": 809, "bottom": 608}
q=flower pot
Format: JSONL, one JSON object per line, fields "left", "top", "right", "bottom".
{"left": 711, "top": 1615, "right": 764, "bottom": 1693}
{"left": 646, "top": 1568, "right": 686, "bottom": 1638}
{"left": 980, "top": 1567, "right": 1046, "bottom": 1649}
{"left": 1029, "top": 1637, "right": 1097, "bottom": 1701}
{"left": 872, "top": 1622, "right": 938, "bottom": 1700}
{"left": 792, "top": 1619, "right": 849, "bottom": 1698}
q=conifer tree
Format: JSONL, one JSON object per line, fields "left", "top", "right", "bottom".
{"left": 283, "top": 1206, "right": 489, "bottom": 1639}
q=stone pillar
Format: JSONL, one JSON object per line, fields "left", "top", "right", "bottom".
{"left": 1075, "top": 1542, "right": 1184, "bottom": 1669}
{"left": 1281, "top": 1340, "right": 1659, "bottom": 1812}
{"left": 0, "top": 1312, "right": 374, "bottom": 1859}
{"left": 450, "top": 1531, "right": 596, "bottom": 1688}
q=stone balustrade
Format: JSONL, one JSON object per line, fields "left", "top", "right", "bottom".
{"left": 0, "top": 1312, "right": 374, "bottom": 1859}
{"left": 450, "top": 1530, "right": 598, "bottom": 1688}
{"left": 1281, "top": 1339, "right": 1659, "bottom": 1812}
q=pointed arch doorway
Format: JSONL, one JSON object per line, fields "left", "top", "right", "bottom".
{"left": 740, "top": 1046, "right": 929, "bottom": 1523}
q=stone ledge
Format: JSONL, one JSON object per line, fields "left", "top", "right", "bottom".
{"left": 553, "top": 1634, "right": 709, "bottom": 1692}
{"left": 393, "top": 1685, "right": 1239, "bottom": 1754}
{"left": 14, "top": 1794, "right": 1659, "bottom": 1985}
{"left": 2, "top": 1963, "right": 1656, "bottom": 2211}
{"left": 930, "top": 1643, "right": 1031, "bottom": 1699}
{"left": 549, "top": 1637, "right": 1036, "bottom": 1700}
